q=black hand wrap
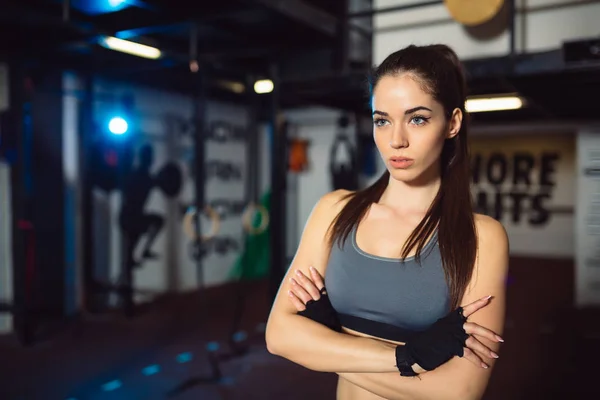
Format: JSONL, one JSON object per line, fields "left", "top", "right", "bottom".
{"left": 297, "top": 287, "right": 343, "bottom": 332}
{"left": 395, "top": 307, "right": 469, "bottom": 376}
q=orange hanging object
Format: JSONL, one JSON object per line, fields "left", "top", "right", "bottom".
{"left": 444, "top": 0, "right": 505, "bottom": 26}
{"left": 288, "top": 138, "right": 310, "bottom": 172}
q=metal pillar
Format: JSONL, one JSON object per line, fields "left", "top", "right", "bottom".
{"left": 509, "top": 0, "right": 517, "bottom": 65}
{"left": 337, "top": 0, "right": 350, "bottom": 73}
{"left": 80, "top": 73, "right": 95, "bottom": 313}
{"left": 268, "top": 63, "right": 287, "bottom": 303}
{"left": 165, "top": 67, "right": 220, "bottom": 400}
{"left": 226, "top": 73, "right": 261, "bottom": 354}
{"left": 193, "top": 70, "right": 207, "bottom": 290}
{"left": 10, "top": 64, "right": 35, "bottom": 346}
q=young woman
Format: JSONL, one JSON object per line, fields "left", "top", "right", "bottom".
{"left": 265, "top": 44, "right": 509, "bottom": 400}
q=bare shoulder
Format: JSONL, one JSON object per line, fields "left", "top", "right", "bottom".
{"left": 313, "top": 189, "right": 355, "bottom": 218}
{"left": 472, "top": 213, "right": 510, "bottom": 279}
{"left": 473, "top": 213, "right": 509, "bottom": 251}
{"left": 463, "top": 214, "right": 510, "bottom": 300}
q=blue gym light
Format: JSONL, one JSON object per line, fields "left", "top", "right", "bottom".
{"left": 108, "top": 117, "right": 128, "bottom": 135}
{"left": 176, "top": 352, "right": 193, "bottom": 363}
{"left": 101, "top": 380, "right": 122, "bottom": 391}
{"left": 70, "top": 0, "right": 130, "bottom": 15}
{"left": 142, "top": 364, "right": 161, "bottom": 376}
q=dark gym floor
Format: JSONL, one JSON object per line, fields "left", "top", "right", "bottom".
{"left": 1, "top": 257, "right": 599, "bottom": 400}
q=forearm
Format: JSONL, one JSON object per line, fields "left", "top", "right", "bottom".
{"left": 339, "top": 372, "right": 418, "bottom": 400}
{"left": 339, "top": 359, "right": 486, "bottom": 400}
{"left": 266, "top": 314, "right": 397, "bottom": 373}
{"left": 338, "top": 372, "right": 444, "bottom": 400}
{"left": 339, "top": 370, "right": 462, "bottom": 400}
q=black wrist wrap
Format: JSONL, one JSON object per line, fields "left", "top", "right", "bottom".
{"left": 395, "top": 307, "right": 469, "bottom": 376}
{"left": 297, "top": 287, "right": 343, "bottom": 332}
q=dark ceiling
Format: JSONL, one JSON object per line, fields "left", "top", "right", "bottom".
{"left": 1, "top": 0, "right": 599, "bottom": 125}
{"left": 1, "top": 0, "right": 355, "bottom": 99}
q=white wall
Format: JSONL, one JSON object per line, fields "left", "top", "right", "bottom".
{"left": 282, "top": 107, "right": 359, "bottom": 249}
{"left": 0, "top": 161, "right": 12, "bottom": 333}
{"left": 575, "top": 130, "right": 600, "bottom": 306}
{"left": 373, "top": 0, "right": 600, "bottom": 63}
{"left": 88, "top": 78, "right": 252, "bottom": 305}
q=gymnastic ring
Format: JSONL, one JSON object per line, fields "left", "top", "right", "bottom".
{"left": 183, "top": 206, "right": 220, "bottom": 241}
{"left": 242, "top": 203, "right": 270, "bottom": 235}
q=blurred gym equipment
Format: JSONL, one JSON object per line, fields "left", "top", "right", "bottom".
{"left": 330, "top": 115, "right": 359, "bottom": 191}
{"left": 183, "top": 206, "right": 221, "bottom": 243}
{"left": 167, "top": 72, "right": 271, "bottom": 397}
{"left": 288, "top": 137, "right": 310, "bottom": 172}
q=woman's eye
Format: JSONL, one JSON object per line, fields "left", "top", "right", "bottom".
{"left": 411, "top": 116, "right": 429, "bottom": 126}
{"left": 373, "top": 119, "right": 388, "bottom": 127}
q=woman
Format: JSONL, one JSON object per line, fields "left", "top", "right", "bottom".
{"left": 265, "top": 44, "right": 509, "bottom": 400}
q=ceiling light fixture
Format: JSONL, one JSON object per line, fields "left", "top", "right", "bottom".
{"left": 465, "top": 95, "right": 524, "bottom": 113}
{"left": 254, "top": 79, "right": 274, "bottom": 94}
{"left": 100, "top": 36, "right": 162, "bottom": 59}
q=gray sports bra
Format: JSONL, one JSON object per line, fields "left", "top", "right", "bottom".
{"left": 324, "top": 225, "right": 450, "bottom": 342}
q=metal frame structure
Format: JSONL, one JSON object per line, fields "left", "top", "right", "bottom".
{"left": 3, "top": 0, "right": 597, "bottom": 121}
{"left": 2, "top": 0, "right": 600, "bottom": 346}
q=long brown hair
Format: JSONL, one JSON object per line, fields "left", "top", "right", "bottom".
{"left": 327, "top": 44, "right": 477, "bottom": 310}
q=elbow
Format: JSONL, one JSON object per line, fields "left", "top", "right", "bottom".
{"left": 451, "top": 389, "right": 468, "bottom": 400}
{"left": 265, "top": 320, "right": 290, "bottom": 358}
{"left": 265, "top": 332, "right": 282, "bottom": 356}
{"left": 265, "top": 324, "right": 281, "bottom": 356}
{"left": 452, "top": 383, "right": 483, "bottom": 400}
{"left": 265, "top": 322, "right": 315, "bottom": 370}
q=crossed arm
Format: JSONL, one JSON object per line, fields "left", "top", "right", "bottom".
{"left": 265, "top": 191, "right": 509, "bottom": 400}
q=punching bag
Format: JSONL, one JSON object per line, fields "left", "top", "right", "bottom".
{"left": 358, "top": 135, "right": 377, "bottom": 177}
{"left": 329, "top": 116, "right": 359, "bottom": 191}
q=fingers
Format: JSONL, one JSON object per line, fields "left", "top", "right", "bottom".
{"left": 461, "top": 295, "right": 493, "bottom": 318}
{"left": 287, "top": 290, "right": 306, "bottom": 312}
{"left": 309, "top": 266, "right": 326, "bottom": 291}
{"left": 289, "top": 276, "right": 314, "bottom": 304}
{"left": 465, "top": 335, "right": 499, "bottom": 361}
{"left": 462, "top": 347, "right": 489, "bottom": 370}
{"left": 463, "top": 322, "right": 504, "bottom": 343}
{"left": 291, "top": 269, "right": 322, "bottom": 301}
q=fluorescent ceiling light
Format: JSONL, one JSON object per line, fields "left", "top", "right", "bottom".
{"left": 217, "top": 80, "right": 246, "bottom": 94}
{"left": 100, "top": 36, "right": 162, "bottom": 59}
{"left": 465, "top": 96, "right": 524, "bottom": 113}
{"left": 254, "top": 79, "right": 274, "bottom": 94}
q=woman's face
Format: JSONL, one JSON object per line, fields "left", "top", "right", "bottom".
{"left": 371, "top": 73, "right": 461, "bottom": 184}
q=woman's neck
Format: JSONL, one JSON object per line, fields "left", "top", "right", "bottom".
{"left": 378, "top": 174, "right": 441, "bottom": 214}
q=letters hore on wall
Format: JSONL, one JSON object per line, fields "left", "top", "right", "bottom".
{"left": 469, "top": 134, "right": 575, "bottom": 258}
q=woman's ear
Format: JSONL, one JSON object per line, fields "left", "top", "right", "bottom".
{"left": 447, "top": 108, "right": 463, "bottom": 139}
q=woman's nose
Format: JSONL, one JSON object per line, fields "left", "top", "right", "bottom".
{"left": 389, "top": 128, "right": 408, "bottom": 149}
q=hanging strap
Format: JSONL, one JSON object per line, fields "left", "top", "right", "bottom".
{"left": 329, "top": 133, "right": 359, "bottom": 191}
